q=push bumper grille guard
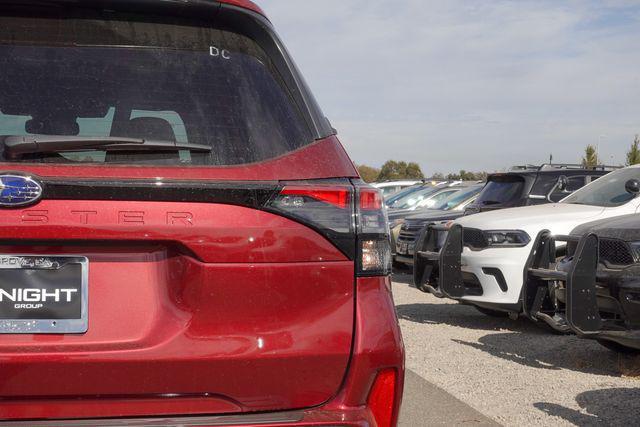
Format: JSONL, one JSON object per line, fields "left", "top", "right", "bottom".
{"left": 413, "top": 224, "right": 464, "bottom": 299}
{"left": 524, "top": 231, "right": 603, "bottom": 334}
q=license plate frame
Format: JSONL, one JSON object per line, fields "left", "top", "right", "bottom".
{"left": 0, "top": 255, "right": 88, "bottom": 334}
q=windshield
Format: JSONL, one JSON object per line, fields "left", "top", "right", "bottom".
{"left": 385, "top": 185, "right": 422, "bottom": 206}
{"left": 562, "top": 167, "right": 640, "bottom": 207}
{"left": 0, "top": 15, "right": 313, "bottom": 166}
{"left": 433, "top": 186, "right": 483, "bottom": 210}
{"left": 390, "top": 186, "right": 439, "bottom": 210}
{"left": 475, "top": 177, "right": 524, "bottom": 206}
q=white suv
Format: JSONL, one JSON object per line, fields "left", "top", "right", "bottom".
{"left": 416, "top": 165, "right": 640, "bottom": 316}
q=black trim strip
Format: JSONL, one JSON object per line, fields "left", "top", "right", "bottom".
{"left": 42, "top": 178, "right": 279, "bottom": 208}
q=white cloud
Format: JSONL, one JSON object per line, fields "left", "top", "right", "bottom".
{"left": 259, "top": 0, "right": 640, "bottom": 173}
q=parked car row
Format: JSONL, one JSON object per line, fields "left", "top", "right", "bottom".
{"left": 393, "top": 164, "right": 611, "bottom": 267}
{"left": 407, "top": 164, "right": 640, "bottom": 353}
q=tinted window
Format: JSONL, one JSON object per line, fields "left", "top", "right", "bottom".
{"left": 0, "top": 15, "right": 313, "bottom": 166}
{"left": 475, "top": 177, "right": 525, "bottom": 206}
{"left": 390, "top": 186, "right": 440, "bottom": 210}
{"left": 562, "top": 168, "right": 640, "bottom": 207}
{"left": 418, "top": 189, "right": 458, "bottom": 208}
{"left": 381, "top": 186, "right": 401, "bottom": 197}
{"left": 385, "top": 185, "right": 423, "bottom": 206}
{"left": 433, "top": 186, "right": 483, "bottom": 210}
{"left": 548, "top": 176, "right": 586, "bottom": 202}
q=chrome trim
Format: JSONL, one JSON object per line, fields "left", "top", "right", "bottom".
{"left": 0, "top": 255, "right": 88, "bottom": 334}
{"left": 0, "top": 411, "right": 304, "bottom": 426}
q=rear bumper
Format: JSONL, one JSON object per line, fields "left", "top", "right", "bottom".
{"left": 0, "top": 276, "right": 404, "bottom": 425}
{"left": 0, "top": 408, "right": 375, "bottom": 427}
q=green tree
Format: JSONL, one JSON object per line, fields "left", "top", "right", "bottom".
{"left": 377, "top": 160, "right": 425, "bottom": 181}
{"left": 405, "top": 162, "right": 425, "bottom": 180}
{"left": 582, "top": 145, "right": 599, "bottom": 169}
{"left": 446, "top": 172, "right": 460, "bottom": 180}
{"left": 431, "top": 172, "right": 445, "bottom": 180}
{"left": 356, "top": 164, "right": 381, "bottom": 183}
{"left": 445, "top": 170, "right": 487, "bottom": 181}
{"left": 627, "top": 135, "right": 640, "bottom": 166}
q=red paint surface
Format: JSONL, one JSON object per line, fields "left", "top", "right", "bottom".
{"left": 0, "top": 136, "right": 357, "bottom": 181}
{"left": 0, "top": 276, "right": 404, "bottom": 424}
{"left": 0, "top": 247, "right": 355, "bottom": 418}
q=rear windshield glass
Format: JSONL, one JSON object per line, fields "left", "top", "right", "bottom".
{"left": 0, "top": 15, "right": 313, "bottom": 166}
{"left": 475, "top": 177, "right": 524, "bottom": 206}
{"left": 562, "top": 168, "right": 640, "bottom": 207}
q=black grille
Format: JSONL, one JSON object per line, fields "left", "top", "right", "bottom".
{"left": 463, "top": 228, "right": 488, "bottom": 249}
{"left": 397, "top": 219, "right": 430, "bottom": 242}
{"left": 599, "top": 239, "right": 634, "bottom": 266}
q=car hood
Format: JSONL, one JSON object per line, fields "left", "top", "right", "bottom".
{"left": 456, "top": 203, "right": 607, "bottom": 233}
{"left": 405, "top": 209, "right": 464, "bottom": 222}
{"left": 387, "top": 208, "right": 416, "bottom": 221}
{"left": 570, "top": 213, "right": 640, "bottom": 242}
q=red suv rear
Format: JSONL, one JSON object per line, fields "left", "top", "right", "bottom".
{"left": 0, "top": 1, "right": 404, "bottom": 426}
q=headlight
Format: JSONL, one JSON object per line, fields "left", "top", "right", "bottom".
{"left": 484, "top": 230, "right": 531, "bottom": 247}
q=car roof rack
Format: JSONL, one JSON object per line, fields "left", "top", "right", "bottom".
{"left": 510, "top": 163, "right": 621, "bottom": 172}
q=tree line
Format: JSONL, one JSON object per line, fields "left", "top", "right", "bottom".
{"left": 581, "top": 134, "right": 640, "bottom": 168}
{"left": 356, "top": 161, "right": 487, "bottom": 183}
{"left": 358, "top": 135, "right": 640, "bottom": 183}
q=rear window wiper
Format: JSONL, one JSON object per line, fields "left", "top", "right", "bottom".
{"left": 1, "top": 135, "right": 212, "bottom": 160}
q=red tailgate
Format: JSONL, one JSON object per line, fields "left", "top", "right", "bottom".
{"left": 0, "top": 199, "right": 354, "bottom": 419}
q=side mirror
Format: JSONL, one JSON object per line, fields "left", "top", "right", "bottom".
{"left": 625, "top": 179, "right": 640, "bottom": 195}
{"left": 557, "top": 175, "right": 568, "bottom": 192}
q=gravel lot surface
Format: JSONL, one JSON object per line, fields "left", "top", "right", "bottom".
{"left": 393, "top": 273, "right": 640, "bottom": 426}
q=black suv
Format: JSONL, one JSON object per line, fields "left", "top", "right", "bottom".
{"left": 525, "top": 212, "right": 640, "bottom": 353}
{"left": 465, "top": 164, "right": 614, "bottom": 215}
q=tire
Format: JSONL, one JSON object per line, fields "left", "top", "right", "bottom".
{"left": 474, "top": 306, "right": 510, "bottom": 318}
{"left": 597, "top": 339, "right": 640, "bottom": 354}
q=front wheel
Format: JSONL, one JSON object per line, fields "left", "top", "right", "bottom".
{"left": 597, "top": 339, "right": 640, "bottom": 354}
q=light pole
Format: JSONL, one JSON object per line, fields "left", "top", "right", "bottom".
{"left": 597, "top": 134, "right": 608, "bottom": 163}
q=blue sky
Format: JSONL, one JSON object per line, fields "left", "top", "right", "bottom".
{"left": 259, "top": 0, "right": 640, "bottom": 174}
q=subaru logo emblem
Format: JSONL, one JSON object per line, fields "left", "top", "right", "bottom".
{"left": 0, "top": 174, "right": 43, "bottom": 207}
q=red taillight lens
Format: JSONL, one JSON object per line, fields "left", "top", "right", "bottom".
{"left": 280, "top": 186, "right": 350, "bottom": 209}
{"left": 367, "top": 369, "right": 398, "bottom": 427}
{"left": 359, "top": 188, "right": 383, "bottom": 210}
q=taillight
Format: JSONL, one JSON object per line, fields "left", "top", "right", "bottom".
{"left": 265, "top": 182, "right": 391, "bottom": 275}
{"left": 356, "top": 185, "right": 392, "bottom": 276}
{"left": 280, "top": 186, "right": 350, "bottom": 209}
{"left": 367, "top": 369, "right": 398, "bottom": 427}
{"left": 266, "top": 183, "right": 356, "bottom": 257}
